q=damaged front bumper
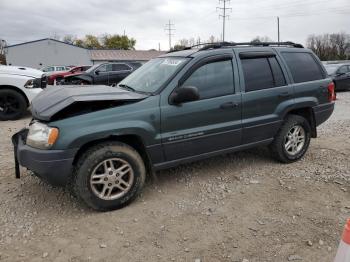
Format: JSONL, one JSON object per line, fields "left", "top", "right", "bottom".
{"left": 12, "top": 129, "right": 77, "bottom": 186}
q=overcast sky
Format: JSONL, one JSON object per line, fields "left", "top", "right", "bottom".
{"left": 0, "top": 0, "right": 349, "bottom": 50}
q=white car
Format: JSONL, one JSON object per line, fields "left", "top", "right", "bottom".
{"left": 0, "top": 65, "right": 46, "bottom": 120}
{"left": 40, "top": 65, "right": 71, "bottom": 77}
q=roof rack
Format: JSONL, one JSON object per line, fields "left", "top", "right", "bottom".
{"left": 184, "top": 41, "right": 304, "bottom": 51}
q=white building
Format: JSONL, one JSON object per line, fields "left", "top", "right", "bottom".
{"left": 5, "top": 38, "right": 165, "bottom": 69}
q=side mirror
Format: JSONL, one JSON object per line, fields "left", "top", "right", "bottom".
{"left": 95, "top": 70, "right": 100, "bottom": 75}
{"left": 170, "top": 86, "right": 200, "bottom": 105}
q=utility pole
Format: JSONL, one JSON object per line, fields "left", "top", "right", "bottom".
{"left": 165, "top": 20, "right": 175, "bottom": 50}
{"left": 277, "top": 17, "right": 280, "bottom": 43}
{"left": 217, "top": 0, "right": 232, "bottom": 42}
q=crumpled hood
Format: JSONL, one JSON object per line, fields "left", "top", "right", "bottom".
{"left": 0, "top": 65, "right": 43, "bottom": 78}
{"left": 31, "top": 85, "right": 148, "bottom": 121}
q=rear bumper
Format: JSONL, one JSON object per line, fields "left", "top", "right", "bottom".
{"left": 313, "top": 102, "right": 335, "bottom": 127}
{"left": 12, "top": 129, "right": 77, "bottom": 186}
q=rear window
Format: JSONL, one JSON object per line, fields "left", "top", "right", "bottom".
{"left": 281, "top": 52, "right": 324, "bottom": 83}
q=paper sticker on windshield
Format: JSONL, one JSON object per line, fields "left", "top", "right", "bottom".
{"left": 161, "top": 59, "right": 183, "bottom": 66}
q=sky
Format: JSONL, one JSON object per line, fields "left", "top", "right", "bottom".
{"left": 0, "top": 0, "right": 349, "bottom": 50}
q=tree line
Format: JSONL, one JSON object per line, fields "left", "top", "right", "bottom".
{"left": 172, "top": 33, "right": 350, "bottom": 61}
{"left": 306, "top": 32, "right": 350, "bottom": 61}
{"left": 59, "top": 34, "right": 136, "bottom": 50}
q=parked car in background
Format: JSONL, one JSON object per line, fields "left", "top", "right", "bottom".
{"left": 62, "top": 62, "right": 142, "bottom": 86}
{"left": 41, "top": 65, "right": 72, "bottom": 74}
{"left": 0, "top": 65, "right": 47, "bottom": 120}
{"left": 324, "top": 63, "right": 350, "bottom": 90}
{"left": 47, "top": 65, "right": 92, "bottom": 85}
{"left": 12, "top": 42, "right": 335, "bottom": 211}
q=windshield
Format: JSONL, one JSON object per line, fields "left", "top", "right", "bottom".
{"left": 118, "top": 57, "right": 189, "bottom": 93}
{"left": 324, "top": 65, "right": 339, "bottom": 75}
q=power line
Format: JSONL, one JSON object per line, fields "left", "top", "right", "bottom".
{"left": 164, "top": 20, "right": 175, "bottom": 50}
{"left": 216, "top": 0, "right": 232, "bottom": 42}
{"left": 277, "top": 17, "right": 280, "bottom": 43}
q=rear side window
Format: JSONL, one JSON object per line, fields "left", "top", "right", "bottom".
{"left": 112, "top": 64, "right": 131, "bottom": 71}
{"left": 182, "top": 59, "right": 234, "bottom": 99}
{"left": 241, "top": 57, "right": 286, "bottom": 92}
{"left": 282, "top": 52, "right": 324, "bottom": 83}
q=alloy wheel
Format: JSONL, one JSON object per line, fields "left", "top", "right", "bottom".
{"left": 90, "top": 158, "right": 134, "bottom": 200}
{"left": 284, "top": 124, "right": 306, "bottom": 156}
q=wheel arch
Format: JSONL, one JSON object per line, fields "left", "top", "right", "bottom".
{"left": 72, "top": 134, "right": 153, "bottom": 175}
{"left": 285, "top": 107, "right": 317, "bottom": 138}
{"left": 0, "top": 85, "right": 29, "bottom": 106}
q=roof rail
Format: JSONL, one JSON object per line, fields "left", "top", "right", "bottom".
{"left": 183, "top": 41, "right": 304, "bottom": 51}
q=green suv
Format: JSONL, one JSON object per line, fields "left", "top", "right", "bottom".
{"left": 12, "top": 42, "right": 335, "bottom": 211}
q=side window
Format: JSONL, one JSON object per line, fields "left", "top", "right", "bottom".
{"left": 241, "top": 58, "right": 274, "bottom": 92}
{"left": 282, "top": 52, "right": 324, "bottom": 83}
{"left": 97, "top": 64, "right": 112, "bottom": 72}
{"left": 338, "top": 66, "right": 349, "bottom": 74}
{"left": 112, "top": 64, "right": 131, "bottom": 71}
{"left": 56, "top": 66, "right": 65, "bottom": 71}
{"left": 182, "top": 59, "right": 234, "bottom": 100}
{"left": 268, "top": 57, "right": 286, "bottom": 87}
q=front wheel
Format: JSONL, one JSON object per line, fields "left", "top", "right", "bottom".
{"left": 73, "top": 142, "right": 146, "bottom": 211}
{"left": 270, "top": 115, "right": 311, "bottom": 163}
{"left": 0, "top": 89, "right": 27, "bottom": 121}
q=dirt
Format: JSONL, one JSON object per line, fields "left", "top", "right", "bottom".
{"left": 0, "top": 93, "right": 350, "bottom": 262}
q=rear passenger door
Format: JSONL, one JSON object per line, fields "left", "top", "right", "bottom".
{"left": 238, "top": 50, "right": 293, "bottom": 144}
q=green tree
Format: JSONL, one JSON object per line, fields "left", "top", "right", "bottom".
{"left": 83, "top": 35, "right": 102, "bottom": 49}
{"left": 74, "top": 39, "right": 85, "bottom": 48}
{"left": 101, "top": 34, "right": 136, "bottom": 50}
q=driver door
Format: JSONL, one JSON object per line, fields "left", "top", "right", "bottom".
{"left": 93, "top": 64, "right": 112, "bottom": 85}
{"left": 334, "top": 65, "right": 350, "bottom": 90}
{"left": 160, "top": 54, "right": 242, "bottom": 162}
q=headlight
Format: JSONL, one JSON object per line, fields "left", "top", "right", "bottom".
{"left": 24, "top": 79, "right": 35, "bottom": 88}
{"left": 24, "top": 78, "right": 41, "bottom": 89}
{"left": 26, "top": 122, "right": 59, "bottom": 149}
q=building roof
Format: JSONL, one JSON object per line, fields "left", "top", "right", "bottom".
{"left": 90, "top": 49, "right": 166, "bottom": 61}
{"left": 7, "top": 38, "right": 87, "bottom": 49}
{"left": 7, "top": 38, "right": 167, "bottom": 61}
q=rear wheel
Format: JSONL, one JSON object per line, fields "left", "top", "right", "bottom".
{"left": 0, "top": 89, "right": 27, "bottom": 120}
{"left": 270, "top": 115, "right": 311, "bottom": 163}
{"left": 73, "top": 142, "right": 146, "bottom": 211}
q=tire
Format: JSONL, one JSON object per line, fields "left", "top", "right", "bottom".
{"left": 73, "top": 141, "right": 146, "bottom": 211}
{"left": 270, "top": 115, "right": 311, "bottom": 163}
{"left": 55, "top": 77, "right": 63, "bottom": 85}
{"left": 0, "top": 89, "right": 27, "bottom": 121}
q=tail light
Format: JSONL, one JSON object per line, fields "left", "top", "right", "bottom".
{"left": 328, "top": 82, "right": 336, "bottom": 102}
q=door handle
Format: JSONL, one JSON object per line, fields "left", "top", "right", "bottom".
{"left": 220, "top": 102, "right": 239, "bottom": 109}
{"left": 278, "top": 92, "right": 291, "bottom": 98}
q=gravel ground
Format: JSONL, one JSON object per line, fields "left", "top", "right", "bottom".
{"left": 0, "top": 93, "right": 350, "bottom": 262}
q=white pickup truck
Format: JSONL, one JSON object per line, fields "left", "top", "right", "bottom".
{"left": 0, "top": 65, "right": 46, "bottom": 120}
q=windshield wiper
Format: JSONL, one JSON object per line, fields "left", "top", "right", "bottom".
{"left": 118, "top": 84, "right": 136, "bottom": 92}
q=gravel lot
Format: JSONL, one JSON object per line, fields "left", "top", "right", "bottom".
{"left": 1, "top": 92, "right": 350, "bottom": 262}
